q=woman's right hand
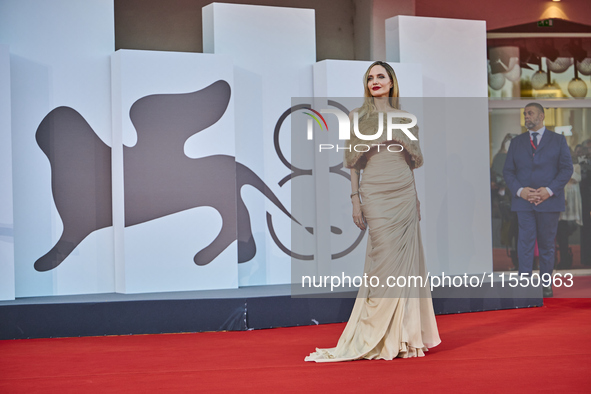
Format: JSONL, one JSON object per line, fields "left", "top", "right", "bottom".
{"left": 352, "top": 197, "right": 366, "bottom": 230}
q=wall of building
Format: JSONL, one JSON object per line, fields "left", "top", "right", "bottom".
{"left": 415, "top": 0, "right": 591, "bottom": 31}
{"left": 115, "top": 0, "right": 355, "bottom": 61}
{"left": 115, "top": 0, "right": 590, "bottom": 61}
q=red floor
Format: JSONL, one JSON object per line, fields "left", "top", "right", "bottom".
{"left": 1, "top": 298, "right": 590, "bottom": 393}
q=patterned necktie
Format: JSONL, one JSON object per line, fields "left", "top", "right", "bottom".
{"left": 532, "top": 132, "right": 539, "bottom": 148}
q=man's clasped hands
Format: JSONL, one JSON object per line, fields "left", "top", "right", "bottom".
{"left": 520, "top": 187, "right": 551, "bottom": 205}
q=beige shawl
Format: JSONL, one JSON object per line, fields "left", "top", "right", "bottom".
{"left": 343, "top": 110, "right": 423, "bottom": 170}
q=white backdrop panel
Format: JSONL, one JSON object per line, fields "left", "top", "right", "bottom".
{"left": 203, "top": 3, "right": 316, "bottom": 286}
{"left": 111, "top": 50, "right": 238, "bottom": 294}
{"left": 0, "top": 0, "right": 115, "bottom": 297}
{"left": 0, "top": 44, "right": 15, "bottom": 300}
{"left": 386, "top": 16, "right": 492, "bottom": 275}
{"left": 386, "top": 15, "right": 488, "bottom": 98}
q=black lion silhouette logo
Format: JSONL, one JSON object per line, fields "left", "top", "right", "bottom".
{"left": 34, "top": 80, "right": 297, "bottom": 272}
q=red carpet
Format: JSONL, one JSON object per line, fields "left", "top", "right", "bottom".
{"left": 1, "top": 298, "right": 590, "bottom": 393}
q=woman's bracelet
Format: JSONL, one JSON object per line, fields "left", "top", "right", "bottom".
{"left": 350, "top": 191, "right": 359, "bottom": 199}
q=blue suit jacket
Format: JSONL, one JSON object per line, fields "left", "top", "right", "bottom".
{"left": 503, "top": 128, "right": 573, "bottom": 212}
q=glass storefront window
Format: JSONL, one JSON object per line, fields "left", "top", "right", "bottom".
{"left": 489, "top": 106, "right": 591, "bottom": 271}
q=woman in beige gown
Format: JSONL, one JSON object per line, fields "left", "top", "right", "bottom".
{"left": 305, "top": 61, "right": 441, "bottom": 362}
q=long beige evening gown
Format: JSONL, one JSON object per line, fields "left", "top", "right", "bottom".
{"left": 305, "top": 146, "right": 441, "bottom": 362}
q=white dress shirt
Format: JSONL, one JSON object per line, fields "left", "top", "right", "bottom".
{"left": 516, "top": 127, "right": 554, "bottom": 199}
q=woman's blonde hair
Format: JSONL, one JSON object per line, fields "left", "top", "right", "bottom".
{"left": 358, "top": 61, "right": 400, "bottom": 119}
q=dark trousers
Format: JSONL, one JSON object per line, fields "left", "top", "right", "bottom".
{"left": 517, "top": 211, "right": 560, "bottom": 283}
{"left": 556, "top": 220, "right": 575, "bottom": 268}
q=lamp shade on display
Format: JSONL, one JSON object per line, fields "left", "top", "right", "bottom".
{"left": 568, "top": 78, "right": 588, "bottom": 97}
{"left": 531, "top": 70, "right": 548, "bottom": 90}
{"left": 488, "top": 71, "right": 506, "bottom": 90}
{"left": 546, "top": 57, "right": 573, "bottom": 73}
{"left": 577, "top": 58, "right": 591, "bottom": 76}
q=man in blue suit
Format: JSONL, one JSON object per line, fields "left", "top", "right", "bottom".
{"left": 503, "top": 103, "right": 573, "bottom": 297}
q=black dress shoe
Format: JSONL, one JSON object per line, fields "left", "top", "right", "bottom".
{"left": 543, "top": 285, "right": 553, "bottom": 298}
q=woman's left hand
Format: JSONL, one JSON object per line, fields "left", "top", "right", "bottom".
{"left": 416, "top": 198, "right": 421, "bottom": 221}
